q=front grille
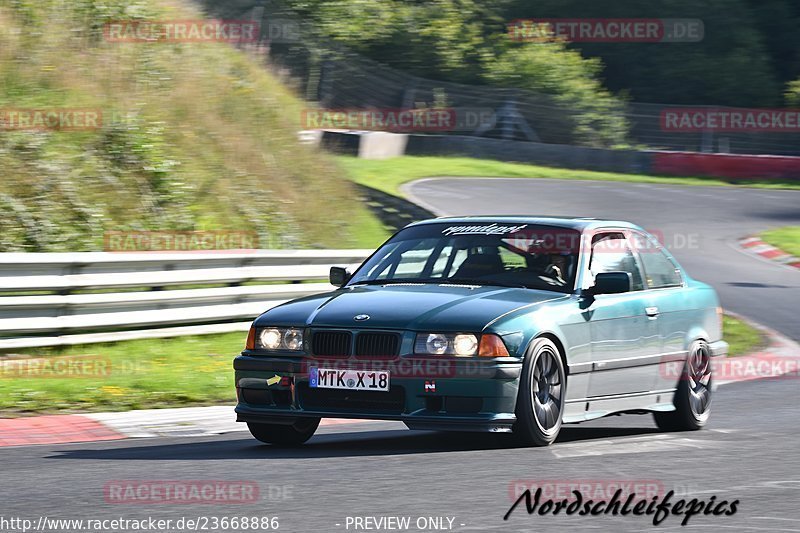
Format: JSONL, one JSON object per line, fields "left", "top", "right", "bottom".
{"left": 297, "top": 383, "right": 405, "bottom": 414}
{"left": 355, "top": 332, "right": 401, "bottom": 358}
{"left": 311, "top": 330, "right": 352, "bottom": 357}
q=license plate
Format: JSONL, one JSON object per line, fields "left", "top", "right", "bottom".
{"left": 309, "top": 367, "right": 390, "bottom": 392}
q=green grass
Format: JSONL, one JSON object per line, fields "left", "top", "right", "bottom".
{"left": 0, "top": 314, "right": 763, "bottom": 415}
{"left": 338, "top": 155, "right": 800, "bottom": 196}
{"left": 724, "top": 315, "right": 765, "bottom": 357}
{"left": 760, "top": 226, "right": 800, "bottom": 258}
{"left": 0, "top": 332, "right": 246, "bottom": 416}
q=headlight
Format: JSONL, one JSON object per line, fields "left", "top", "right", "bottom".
{"left": 415, "top": 333, "right": 479, "bottom": 356}
{"left": 425, "top": 333, "right": 449, "bottom": 355}
{"left": 284, "top": 328, "right": 303, "bottom": 350}
{"left": 256, "top": 327, "right": 304, "bottom": 351}
{"left": 259, "top": 329, "right": 282, "bottom": 350}
{"left": 453, "top": 334, "right": 478, "bottom": 356}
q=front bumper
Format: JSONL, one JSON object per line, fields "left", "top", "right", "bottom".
{"left": 708, "top": 340, "right": 729, "bottom": 392}
{"left": 233, "top": 353, "right": 522, "bottom": 433}
{"left": 709, "top": 340, "right": 729, "bottom": 358}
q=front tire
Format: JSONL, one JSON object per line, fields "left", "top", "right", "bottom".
{"left": 654, "top": 340, "right": 712, "bottom": 431}
{"left": 247, "top": 417, "right": 320, "bottom": 446}
{"left": 514, "top": 338, "right": 566, "bottom": 446}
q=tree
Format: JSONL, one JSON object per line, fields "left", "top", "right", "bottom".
{"left": 504, "top": 0, "right": 783, "bottom": 106}
{"left": 483, "top": 42, "right": 629, "bottom": 147}
{"left": 285, "top": 0, "right": 508, "bottom": 82}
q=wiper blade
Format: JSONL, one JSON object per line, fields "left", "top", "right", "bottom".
{"left": 439, "top": 278, "right": 528, "bottom": 289}
{"left": 353, "top": 278, "right": 528, "bottom": 289}
{"left": 352, "top": 279, "right": 433, "bottom": 285}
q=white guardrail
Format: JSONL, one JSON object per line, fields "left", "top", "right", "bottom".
{"left": 0, "top": 251, "right": 372, "bottom": 350}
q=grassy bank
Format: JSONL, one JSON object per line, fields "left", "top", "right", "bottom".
{"left": 0, "top": 0, "right": 384, "bottom": 251}
{"left": 760, "top": 227, "right": 800, "bottom": 257}
{"left": 0, "top": 314, "right": 762, "bottom": 416}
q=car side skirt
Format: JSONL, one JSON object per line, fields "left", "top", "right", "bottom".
{"left": 562, "top": 388, "right": 678, "bottom": 423}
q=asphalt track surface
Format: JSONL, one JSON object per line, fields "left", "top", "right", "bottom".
{"left": 1, "top": 379, "right": 799, "bottom": 532}
{"left": 2, "top": 178, "right": 799, "bottom": 533}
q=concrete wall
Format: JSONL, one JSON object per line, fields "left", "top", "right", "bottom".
{"left": 319, "top": 130, "right": 407, "bottom": 159}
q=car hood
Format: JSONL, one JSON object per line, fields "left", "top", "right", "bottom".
{"left": 255, "top": 284, "right": 567, "bottom": 331}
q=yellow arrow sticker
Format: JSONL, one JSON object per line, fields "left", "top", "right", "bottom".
{"left": 266, "top": 375, "right": 281, "bottom": 387}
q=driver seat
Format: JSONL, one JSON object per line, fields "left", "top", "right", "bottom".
{"left": 453, "top": 250, "right": 504, "bottom": 279}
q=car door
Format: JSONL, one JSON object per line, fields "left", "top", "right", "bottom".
{"left": 630, "top": 231, "right": 690, "bottom": 392}
{"left": 585, "top": 231, "right": 661, "bottom": 397}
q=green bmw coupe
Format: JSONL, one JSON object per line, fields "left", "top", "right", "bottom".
{"left": 234, "top": 217, "right": 727, "bottom": 446}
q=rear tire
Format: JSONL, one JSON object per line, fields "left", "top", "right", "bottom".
{"left": 654, "top": 340, "right": 712, "bottom": 431}
{"left": 513, "top": 338, "right": 566, "bottom": 447}
{"left": 247, "top": 417, "right": 320, "bottom": 446}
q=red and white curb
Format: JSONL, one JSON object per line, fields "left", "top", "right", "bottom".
{"left": 739, "top": 237, "right": 800, "bottom": 269}
{"left": 0, "top": 407, "right": 368, "bottom": 447}
{"left": 1, "top": 320, "right": 798, "bottom": 448}
{"left": 0, "top": 414, "right": 123, "bottom": 447}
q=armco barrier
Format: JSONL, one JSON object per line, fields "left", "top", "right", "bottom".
{"left": 0, "top": 250, "right": 371, "bottom": 349}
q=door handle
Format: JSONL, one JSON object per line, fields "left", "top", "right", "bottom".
{"left": 645, "top": 306, "right": 660, "bottom": 318}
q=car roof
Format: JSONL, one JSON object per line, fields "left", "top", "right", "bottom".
{"left": 409, "top": 215, "right": 643, "bottom": 232}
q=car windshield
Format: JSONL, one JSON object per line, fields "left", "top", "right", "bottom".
{"left": 349, "top": 222, "right": 582, "bottom": 293}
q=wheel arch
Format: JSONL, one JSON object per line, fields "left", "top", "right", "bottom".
{"left": 529, "top": 332, "right": 569, "bottom": 378}
{"left": 685, "top": 325, "right": 711, "bottom": 352}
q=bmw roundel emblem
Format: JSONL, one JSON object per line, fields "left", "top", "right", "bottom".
{"left": 354, "top": 314, "right": 370, "bottom": 321}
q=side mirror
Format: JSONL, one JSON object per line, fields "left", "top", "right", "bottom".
{"left": 329, "top": 266, "right": 352, "bottom": 288}
{"left": 586, "top": 271, "right": 631, "bottom": 296}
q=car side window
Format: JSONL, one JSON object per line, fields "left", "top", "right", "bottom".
{"left": 429, "top": 245, "right": 465, "bottom": 278}
{"left": 632, "top": 233, "right": 683, "bottom": 288}
{"left": 367, "top": 239, "right": 438, "bottom": 279}
{"left": 589, "top": 233, "right": 644, "bottom": 291}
